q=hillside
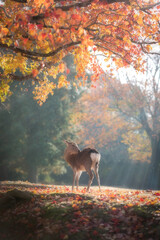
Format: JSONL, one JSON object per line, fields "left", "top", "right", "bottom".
{"left": 0, "top": 181, "right": 160, "bottom": 240}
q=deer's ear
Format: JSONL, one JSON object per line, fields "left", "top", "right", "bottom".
{"left": 64, "top": 140, "right": 70, "bottom": 145}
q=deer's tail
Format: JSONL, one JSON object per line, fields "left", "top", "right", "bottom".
{"left": 90, "top": 150, "right": 101, "bottom": 167}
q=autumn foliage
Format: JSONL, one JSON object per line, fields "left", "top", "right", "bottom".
{"left": 0, "top": 182, "right": 160, "bottom": 240}
{"left": 0, "top": 0, "right": 160, "bottom": 104}
{"left": 71, "top": 56, "right": 160, "bottom": 166}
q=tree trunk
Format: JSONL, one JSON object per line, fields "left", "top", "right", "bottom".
{"left": 27, "top": 163, "right": 38, "bottom": 183}
{"left": 146, "top": 134, "right": 160, "bottom": 190}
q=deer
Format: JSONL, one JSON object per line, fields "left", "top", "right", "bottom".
{"left": 64, "top": 140, "right": 101, "bottom": 191}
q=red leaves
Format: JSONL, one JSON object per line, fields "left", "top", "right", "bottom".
{"left": 23, "top": 38, "right": 28, "bottom": 45}
{"left": 71, "top": 14, "right": 81, "bottom": 21}
{"left": 37, "top": 24, "right": 43, "bottom": 30}
{"left": 32, "top": 69, "right": 39, "bottom": 77}
{"left": 1, "top": 182, "right": 160, "bottom": 240}
{"left": 41, "top": 33, "right": 47, "bottom": 39}
{"left": 139, "top": 197, "right": 144, "bottom": 202}
{"left": 66, "top": 68, "right": 70, "bottom": 74}
{"left": 154, "top": 192, "right": 160, "bottom": 196}
{"left": 28, "top": 23, "right": 35, "bottom": 31}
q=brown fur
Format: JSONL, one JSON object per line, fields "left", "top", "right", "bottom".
{"left": 64, "top": 140, "right": 101, "bottom": 191}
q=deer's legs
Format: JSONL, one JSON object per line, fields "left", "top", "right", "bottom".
{"left": 86, "top": 169, "right": 94, "bottom": 192}
{"left": 94, "top": 163, "right": 101, "bottom": 190}
{"left": 72, "top": 170, "right": 77, "bottom": 191}
{"left": 76, "top": 171, "right": 82, "bottom": 190}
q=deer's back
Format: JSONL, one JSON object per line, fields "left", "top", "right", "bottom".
{"left": 65, "top": 148, "right": 100, "bottom": 171}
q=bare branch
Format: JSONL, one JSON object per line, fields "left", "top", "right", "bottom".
{"left": 140, "top": 1, "right": 160, "bottom": 11}
{"left": 140, "top": 43, "right": 160, "bottom": 56}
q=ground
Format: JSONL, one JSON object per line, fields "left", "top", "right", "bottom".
{"left": 0, "top": 181, "right": 160, "bottom": 240}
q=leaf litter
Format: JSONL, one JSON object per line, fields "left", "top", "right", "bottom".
{"left": 0, "top": 181, "right": 160, "bottom": 240}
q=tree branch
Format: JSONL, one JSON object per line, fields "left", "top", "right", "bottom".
{"left": 0, "top": 6, "right": 11, "bottom": 18}
{"left": 11, "top": 0, "right": 27, "bottom": 2}
{"left": 0, "top": 41, "right": 81, "bottom": 58}
{"left": 139, "top": 108, "right": 153, "bottom": 140}
{"left": 140, "top": 1, "right": 160, "bottom": 11}
{"left": 95, "top": 43, "right": 131, "bottom": 64}
{"left": 140, "top": 43, "right": 160, "bottom": 56}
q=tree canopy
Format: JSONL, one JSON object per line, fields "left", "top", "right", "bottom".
{"left": 0, "top": 81, "right": 78, "bottom": 183}
{"left": 0, "top": 0, "right": 160, "bottom": 104}
{"left": 72, "top": 55, "right": 160, "bottom": 188}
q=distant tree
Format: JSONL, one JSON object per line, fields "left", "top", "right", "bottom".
{"left": 0, "top": 57, "right": 79, "bottom": 183}
{"left": 72, "top": 56, "right": 160, "bottom": 189}
{"left": 0, "top": 0, "right": 160, "bottom": 103}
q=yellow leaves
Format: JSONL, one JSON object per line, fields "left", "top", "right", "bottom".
{"left": 137, "top": 16, "right": 143, "bottom": 25}
{"left": 133, "top": 12, "right": 144, "bottom": 25}
{"left": 122, "top": 130, "right": 151, "bottom": 163}
{"left": 0, "top": 78, "right": 12, "bottom": 102}
{"left": 74, "top": 45, "right": 91, "bottom": 78}
{"left": 0, "top": 54, "right": 21, "bottom": 75}
{"left": 32, "top": 0, "right": 55, "bottom": 9}
{"left": 31, "top": 61, "right": 68, "bottom": 105}
{"left": 78, "top": 27, "right": 84, "bottom": 37}
{"left": 58, "top": 62, "right": 65, "bottom": 73}
{"left": 0, "top": 53, "right": 38, "bottom": 78}
{"left": 0, "top": 27, "right": 9, "bottom": 38}
{"left": 48, "top": 66, "right": 59, "bottom": 79}
{"left": 81, "top": 35, "right": 94, "bottom": 47}
{"left": 33, "top": 77, "right": 56, "bottom": 106}
{"left": 58, "top": 75, "right": 69, "bottom": 88}
{"left": 71, "top": 31, "right": 77, "bottom": 42}
{"left": 145, "top": 45, "right": 152, "bottom": 52}
{"left": 0, "top": 0, "right": 159, "bottom": 104}
{"left": 38, "top": 32, "right": 47, "bottom": 42}
{"left": 105, "top": 28, "right": 111, "bottom": 35}
{"left": 123, "top": 36, "right": 131, "bottom": 45}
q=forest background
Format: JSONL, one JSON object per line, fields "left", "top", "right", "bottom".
{"left": 0, "top": 0, "right": 160, "bottom": 190}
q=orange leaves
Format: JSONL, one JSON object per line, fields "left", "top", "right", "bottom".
{"left": 0, "top": 27, "right": 9, "bottom": 38}
{"left": 71, "top": 13, "right": 81, "bottom": 21}
{"left": 81, "top": 35, "right": 94, "bottom": 47}
{"left": 32, "top": 69, "right": 39, "bottom": 77}
{"left": 28, "top": 23, "right": 35, "bottom": 31}
{"left": 32, "top": 0, "right": 55, "bottom": 9}
{"left": 28, "top": 23, "right": 37, "bottom": 38}
{"left": 66, "top": 68, "right": 70, "bottom": 74}
{"left": 1, "top": 0, "right": 160, "bottom": 104}
{"left": 123, "top": 35, "right": 131, "bottom": 45}
{"left": 22, "top": 38, "right": 29, "bottom": 45}
{"left": 58, "top": 75, "right": 69, "bottom": 88}
{"left": 1, "top": 182, "right": 160, "bottom": 240}
{"left": 58, "top": 62, "right": 65, "bottom": 73}
{"left": 71, "top": 30, "right": 77, "bottom": 42}
{"left": 38, "top": 32, "right": 47, "bottom": 41}
{"left": 33, "top": 78, "right": 56, "bottom": 106}
{"left": 77, "top": 26, "right": 84, "bottom": 37}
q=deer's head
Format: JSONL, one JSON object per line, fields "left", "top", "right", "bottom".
{"left": 64, "top": 140, "right": 80, "bottom": 154}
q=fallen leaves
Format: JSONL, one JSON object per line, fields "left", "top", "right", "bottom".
{"left": 0, "top": 181, "right": 160, "bottom": 240}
